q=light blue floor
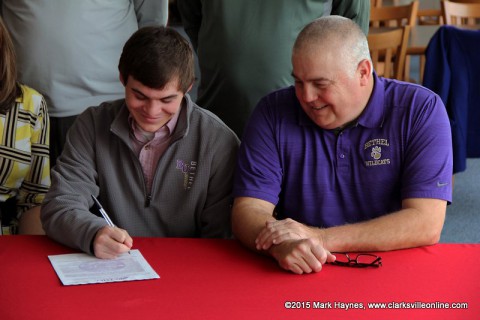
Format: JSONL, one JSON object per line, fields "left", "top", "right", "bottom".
{"left": 441, "top": 159, "right": 480, "bottom": 243}
{"left": 409, "top": 57, "right": 479, "bottom": 243}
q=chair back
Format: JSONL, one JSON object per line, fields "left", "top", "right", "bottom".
{"left": 417, "top": 8, "right": 444, "bottom": 25}
{"left": 441, "top": 0, "right": 480, "bottom": 26}
{"left": 370, "top": 1, "right": 419, "bottom": 27}
{"left": 368, "top": 26, "right": 410, "bottom": 80}
{"left": 370, "top": 0, "right": 383, "bottom": 8}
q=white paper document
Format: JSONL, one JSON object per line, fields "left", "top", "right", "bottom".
{"left": 48, "top": 249, "right": 160, "bottom": 286}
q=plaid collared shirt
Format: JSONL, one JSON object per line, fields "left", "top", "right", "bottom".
{"left": 129, "top": 108, "right": 180, "bottom": 193}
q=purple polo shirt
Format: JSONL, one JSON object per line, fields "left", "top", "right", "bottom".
{"left": 233, "top": 74, "right": 453, "bottom": 227}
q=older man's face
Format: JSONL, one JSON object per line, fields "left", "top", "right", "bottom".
{"left": 292, "top": 46, "right": 366, "bottom": 130}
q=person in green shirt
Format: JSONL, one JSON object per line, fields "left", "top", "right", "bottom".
{"left": 177, "top": 0, "right": 370, "bottom": 137}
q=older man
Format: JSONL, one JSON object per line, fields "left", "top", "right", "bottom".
{"left": 232, "top": 16, "right": 452, "bottom": 274}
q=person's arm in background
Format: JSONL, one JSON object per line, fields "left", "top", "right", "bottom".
{"left": 17, "top": 93, "right": 50, "bottom": 235}
{"left": 134, "top": 0, "right": 169, "bottom": 27}
{"left": 176, "top": 0, "right": 202, "bottom": 50}
{"left": 332, "top": 0, "right": 370, "bottom": 35}
{"left": 19, "top": 206, "right": 44, "bottom": 234}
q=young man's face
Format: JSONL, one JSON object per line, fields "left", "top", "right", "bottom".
{"left": 123, "top": 75, "right": 185, "bottom": 132}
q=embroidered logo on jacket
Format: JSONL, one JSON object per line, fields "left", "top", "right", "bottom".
{"left": 364, "top": 138, "right": 391, "bottom": 167}
{"left": 176, "top": 159, "right": 197, "bottom": 190}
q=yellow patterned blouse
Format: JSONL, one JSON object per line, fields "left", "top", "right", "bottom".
{"left": 0, "top": 85, "right": 50, "bottom": 233}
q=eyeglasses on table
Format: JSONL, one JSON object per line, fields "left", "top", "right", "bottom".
{"left": 328, "top": 252, "right": 382, "bottom": 268}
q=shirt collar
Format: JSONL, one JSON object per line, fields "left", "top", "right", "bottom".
{"left": 128, "top": 105, "right": 181, "bottom": 143}
{"left": 357, "top": 72, "right": 386, "bottom": 129}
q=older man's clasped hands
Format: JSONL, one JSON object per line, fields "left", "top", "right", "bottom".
{"left": 255, "top": 219, "right": 336, "bottom": 274}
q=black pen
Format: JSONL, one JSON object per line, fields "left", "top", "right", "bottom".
{"left": 91, "top": 195, "right": 115, "bottom": 227}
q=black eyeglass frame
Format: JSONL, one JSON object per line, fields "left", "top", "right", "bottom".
{"left": 328, "top": 252, "right": 382, "bottom": 268}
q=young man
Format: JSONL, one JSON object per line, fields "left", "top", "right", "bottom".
{"left": 41, "top": 27, "right": 239, "bottom": 259}
{"left": 232, "top": 16, "right": 453, "bottom": 274}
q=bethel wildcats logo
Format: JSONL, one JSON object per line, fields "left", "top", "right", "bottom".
{"left": 176, "top": 159, "right": 197, "bottom": 190}
{"left": 364, "top": 138, "right": 391, "bottom": 167}
{"left": 371, "top": 146, "right": 382, "bottom": 160}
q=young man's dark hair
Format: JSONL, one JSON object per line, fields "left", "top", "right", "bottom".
{"left": 118, "top": 26, "right": 195, "bottom": 93}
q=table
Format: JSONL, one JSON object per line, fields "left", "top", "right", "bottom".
{"left": 1, "top": 236, "right": 478, "bottom": 319}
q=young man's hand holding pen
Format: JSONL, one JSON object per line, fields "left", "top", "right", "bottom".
{"left": 91, "top": 195, "right": 133, "bottom": 259}
{"left": 93, "top": 226, "right": 133, "bottom": 259}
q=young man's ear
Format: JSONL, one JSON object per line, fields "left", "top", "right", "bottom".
{"left": 119, "top": 73, "right": 126, "bottom": 86}
{"left": 186, "top": 82, "right": 193, "bottom": 93}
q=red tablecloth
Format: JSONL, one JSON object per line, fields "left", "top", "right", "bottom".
{"left": 0, "top": 236, "right": 478, "bottom": 319}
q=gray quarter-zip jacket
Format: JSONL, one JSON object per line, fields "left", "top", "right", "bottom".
{"left": 41, "top": 95, "right": 239, "bottom": 254}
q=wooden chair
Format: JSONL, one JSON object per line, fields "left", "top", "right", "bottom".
{"left": 370, "top": 0, "right": 383, "bottom": 8}
{"left": 367, "top": 26, "right": 410, "bottom": 80}
{"left": 441, "top": 0, "right": 480, "bottom": 26}
{"left": 369, "top": 2, "right": 417, "bottom": 81}
{"left": 417, "top": 9, "right": 443, "bottom": 25}
{"left": 370, "top": 1, "right": 419, "bottom": 27}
